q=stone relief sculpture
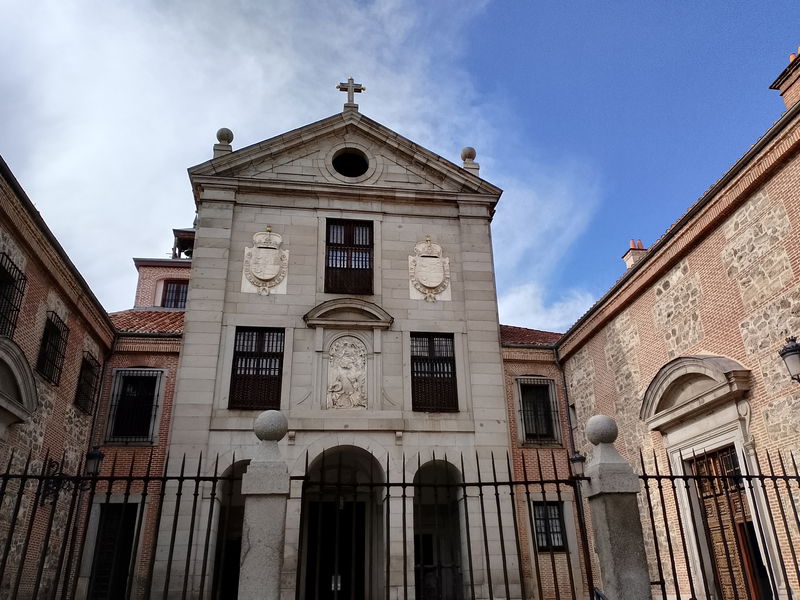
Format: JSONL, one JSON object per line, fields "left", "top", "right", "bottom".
{"left": 242, "top": 227, "right": 289, "bottom": 295}
{"left": 326, "top": 336, "right": 367, "bottom": 409}
{"left": 409, "top": 235, "right": 451, "bottom": 302}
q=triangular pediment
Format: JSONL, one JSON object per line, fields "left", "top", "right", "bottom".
{"left": 189, "top": 111, "right": 501, "bottom": 197}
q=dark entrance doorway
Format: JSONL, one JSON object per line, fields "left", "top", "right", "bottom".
{"left": 413, "top": 461, "right": 464, "bottom": 600}
{"left": 211, "top": 460, "right": 248, "bottom": 600}
{"left": 304, "top": 501, "right": 367, "bottom": 599}
{"left": 298, "top": 447, "right": 384, "bottom": 600}
{"left": 689, "top": 446, "right": 772, "bottom": 600}
{"left": 87, "top": 502, "right": 139, "bottom": 599}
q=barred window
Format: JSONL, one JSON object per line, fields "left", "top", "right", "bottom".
{"left": 532, "top": 502, "right": 567, "bottom": 551}
{"left": 518, "top": 378, "right": 560, "bottom": 444}
{"left": 74, "top": 352, "right": 101, "bottom": 414}
{"left": 36, "top": 312, "right": 69, "bottom": 385}
{"left": 107, "top": 369, "right": 163, "bottom": 443}
{"left": 229, "top": 327, "right": 284, "bottom": 410}
{"left": 325, "top": 219, "right": 373, "bottom": 295}
{"left": 161, "top": 280, "right": 188, "bottom": 309}
{"left": 0, "top": 253, "right": 26, "bottom": 338}
{"left": 411, "top": 332, "right": 457, "bottom": 412}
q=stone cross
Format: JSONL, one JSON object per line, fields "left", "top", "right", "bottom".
{"left": 336, "top": 77, "right": 365, "bottom": 106}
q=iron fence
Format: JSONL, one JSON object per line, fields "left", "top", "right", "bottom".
{"left": 639, "top": 448, "right": 800, "bottom": 600}
{"left": 0, "top": 448, "right": 594, "bottom": 600}
{"left": 0, "top": 450, "right": 240, "bottom": 600}
{"left": 293, "top": 449, "right": 594, "bottom": 600}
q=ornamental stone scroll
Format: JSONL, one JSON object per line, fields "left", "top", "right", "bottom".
{"left": 409, "top": 236, "right": 451, "bottom": 302}
{"left": 241, "top": 227, "right": 289, "bottom": 295}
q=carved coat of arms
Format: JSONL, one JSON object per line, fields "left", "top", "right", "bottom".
{"left": 409, "top": 236, "right": 451, "bottom": 302}
{"left": 243, "top": 228, "right": 289, "bottom": 295}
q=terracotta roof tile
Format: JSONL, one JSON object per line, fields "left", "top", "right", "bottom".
{"left": 110, "top": 310, "right": 184, "bottom": 335}
{"left": 499, "top": 324, "right": 562, "bottom": 346}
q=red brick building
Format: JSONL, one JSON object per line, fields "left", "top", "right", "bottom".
{"left": 0, "top": 157, "right": 114, "bottom": 597}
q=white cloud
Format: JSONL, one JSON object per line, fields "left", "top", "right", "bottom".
{"left": 498, "top": 283, "right": 595, "bottom": 333}
{"left": 1, "top": 0, "right": 599, "bottom": 329}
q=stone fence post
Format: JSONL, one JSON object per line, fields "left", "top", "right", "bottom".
{"left": 584, "top": 415, "right": 650, "bottom": 599}
{"left": 238, "top": 410, "right": 290, "bottom": 600}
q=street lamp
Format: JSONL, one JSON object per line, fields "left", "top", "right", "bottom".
{"left": 40, "top": 446, "right": 105, "bottom": 505}
{"left": 569, "top": 452, "right": 586, "bottom": 477}
{"left": 778, "top": 336, "right": 800, "bottom": 382}
{"left": 84, "top": 446, "right": 105, "bottom": 477}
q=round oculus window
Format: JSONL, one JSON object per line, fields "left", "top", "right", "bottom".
{"left": 332, "top": 148, "right": 369, "bottom": 178}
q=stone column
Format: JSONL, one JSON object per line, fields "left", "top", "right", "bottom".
{"left": 238, "top": 410, "right": 290, "bottom": 600}
{"left": 584, "top": 414, "right": 650, "bottom": 599}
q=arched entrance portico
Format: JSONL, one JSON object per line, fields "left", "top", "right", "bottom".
{"left": 298, "top": 446, "right": 385, "bottom": 600}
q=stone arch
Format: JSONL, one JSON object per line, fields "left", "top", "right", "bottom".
{"left": 413, "top": 459, "right": 466, "bottom": 599}
{"left": 288, "top": 435, "right": 391, "bottom": 478}
{"left": 0, "top": 336, "right": 38, "bottom": 436}
{"left": 641, "top": 355, "right": 750, "bottom": 432}
{"left": 298, "top": 445, "right": 386, "bottom": 599}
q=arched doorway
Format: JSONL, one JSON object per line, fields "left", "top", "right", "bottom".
{"left": 211, "top": 460, "right": 248, "bottom": 599}
{"left": 642, "top": 355, "right": 773, "bottom": 599}
{"left": 298, "top": 447, "right": 384, "bottom": 600}
{"left": 413, "top": 460, "right": 464, "bottom": 600}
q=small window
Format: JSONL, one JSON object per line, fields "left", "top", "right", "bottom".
{"left": 325, "top": 219, "right": 373, "bottom": 295}
{"left": 532, "top": 501, "right": 567, "bottom": 552}
{"left": 518, "top": 378, "right": 560, "bottom": 444}
{"left": 36, "top": 312, "right": 69, "bottom": 385}
{"left": 107, "top": 369, "right": 163, "bottom": 443}
{"left": 229, "top": 327, "right": 285, "bottom": 410}
{"left": 161, "top": 280, "right": 188, "bottom": 309}
{"left": 411, "top": 332, "right": 457, "bottom": 412}
{"left": 0, "top": 252, "right": 27, "bottom": 338}
{"left": 74, "top": 352, "right": 101, "bottom": 414}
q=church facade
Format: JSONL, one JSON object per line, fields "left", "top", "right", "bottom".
{"left": 161, "top": 91, "right": 518, "bottom": 598}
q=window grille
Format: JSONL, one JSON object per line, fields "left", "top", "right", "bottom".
{"left": 107, "top": 369, "right": 163, "bottom": 443}
{"left": 161, "top": 280, "right": 188, "bottom": 308}
{"left": 532, "top": 501, "right": 567, "bottom": 551}
{"left": 36, "top": 312, "right": 69, "bottom": 385}
{"left": 229, "top": 327, "right": 284, "bottom": 410}
{"left": 411, "top": 332, "right": 458, "bottom": 412}
{"left": 518, "top": 378, "right": 560, "bottom": 444}
{"left": 324, "top": 219, "right": 373, "bottom": 294}
{"left": 0, "top": 253, "right": 26, "bottom": 337}
{"left": 74, "top": 352, "right": 101, "bottom": 414}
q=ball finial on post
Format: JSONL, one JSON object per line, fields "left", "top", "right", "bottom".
{"left": 586, "top": 414, "right": 618, "bottom": 446}
{"left": 254, "top": 410, "right": 288, "bottom": 442}
{"left": 216, "top": 127, "right": 234, "bottom": 145}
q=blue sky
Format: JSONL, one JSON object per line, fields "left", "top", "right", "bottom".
{"left": 1, "top": 1, "right": 797, "bottom": 331}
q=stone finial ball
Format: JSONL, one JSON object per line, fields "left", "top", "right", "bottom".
{"left": 216, "top": 127, "right": 234, "bottom": 145}
{"left": 460, "top": 146, "right": 477, "bottom": 161}
{"left": 585, "top": 414, "right": 618, "bottom": 446}
{"left": 254, "top": 410, "right": 288, "bottom": 442}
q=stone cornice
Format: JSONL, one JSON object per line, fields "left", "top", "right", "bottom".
{"left": 0, "top": 160, "right": 114, "bottom": 347}
{"left": 502, "top": 347, "right": 557, "bottom": 363}
{"left": 191, "top": 176, "right": 499, "bottom": 207}
{"left": 114, "top": 337, "right": 182, "bottom": 353}
{"left": 558, "top": 106, "right": 800, "bottom": 361}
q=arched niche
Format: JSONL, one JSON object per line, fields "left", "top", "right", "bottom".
{"left": 0, "top": 336, "right": 38, "bottom": 436}
{"left": 304, "top": 299, "right": 394, "bottom": 411}
{"left": 641, "top": 355, "right": 750, "bottom": 432}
